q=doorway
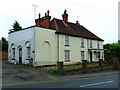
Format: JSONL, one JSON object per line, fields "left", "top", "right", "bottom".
{"left": 19, "top": 48, "right": 22, "bottom": 64}
{"left": 90, "top": 51, "right": 92, "bottom": 63}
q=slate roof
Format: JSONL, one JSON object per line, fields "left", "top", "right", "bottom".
{"left": 49, "top": 18, "right": 104, "bottom": 41}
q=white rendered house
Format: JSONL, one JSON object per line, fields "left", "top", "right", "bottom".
{"left": 8, "top": 10, "right": 104, "bottom": 66}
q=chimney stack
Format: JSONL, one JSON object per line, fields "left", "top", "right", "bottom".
{"left": 35, "top": 10, "right": 51, "bottom": 28}
{"left": 62, "top": 9, "right": 68, "bottom": 24}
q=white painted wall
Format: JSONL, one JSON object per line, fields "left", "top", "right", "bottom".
{"left": 34, "top": 27, "right": 57, "bottom": 66}
{"left": 58, "top": 35, "right": 104, "bottom": 65}
{"left": 8, "top": 26, "right": 104, "bottom": 66}
{"left": 8, "top": 27, "right": 35, "bottom": 64}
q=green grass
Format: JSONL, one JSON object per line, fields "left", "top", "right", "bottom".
{"left": 46, "top": 62, "right": 100, "bottom": 74}
{"left": 87, "top": 62, "right": 99, "bottom": 68}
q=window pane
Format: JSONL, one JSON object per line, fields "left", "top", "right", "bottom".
{"left": 97, "top": 41, "right": 99, "bottom": 48}
{"left": 65, "top": 35, "right": 69, "bottom": 45}
{"left": 12, "top": 48, "right": 15, "bottom": 59}
{"left": 81, "top": 51, "right": 84, "bottom": 60}
{"left": 65, "top": 50, "right": 70, "bottom": 60}
{"left": 27, "top": 47, "right": 31, "bottom": 58}
{"left": 90, "top": 40, "right": 92, "bottom": 48}
{"left": 81, "top": 38, "right": 84, "bottom": 47}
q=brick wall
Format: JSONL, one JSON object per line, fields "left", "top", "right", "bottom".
{"left": 0, "top": 51, "right": 8, "bottom": 60}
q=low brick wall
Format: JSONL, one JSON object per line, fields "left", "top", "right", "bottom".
{"left": 0, "top": 51, "right": 8, "bottom": 60}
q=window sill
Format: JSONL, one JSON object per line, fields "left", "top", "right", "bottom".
{"left": 81, "top": 46, "right": 84, "bottom": 48}
{"left": 12, "top": 58, "right": 15, "bottom": 60}
{"left": 65, "top": 45, "right": 70, "bottom": 46}
{"left": 26, "top": 58, "right": 32, "bottom": 60}
{"left": 65, "top": 60, "right": 70, "bottom": 62}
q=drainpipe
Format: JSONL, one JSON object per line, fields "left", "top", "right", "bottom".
{"left": 33, "top": 27, "right": 35, "bottom": 66}
{"left": 55, "top": 20, "right": 59, "bottom": 62}
{"left": 57, "top": 34, "right": 59, "bottom": 62}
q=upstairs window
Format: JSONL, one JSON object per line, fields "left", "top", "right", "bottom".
{"left": 65, "top": 35, "right": 69, "bottom": 46}
{"left": 65, "top": 50, "right": 70, "bottom": 61}
{"left": 81, "top": 38, "right": 84, "bottom": 48}
{"left": 81, "top": 51, "right": 84, "bottom": 60}
{"left": 90, "top": 39, "right": 92, "bottom": 48}
{"left": 97, "top": 41, "right": 99, "bottom": 48}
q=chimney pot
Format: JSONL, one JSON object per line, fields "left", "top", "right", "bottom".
{"left": 47, "top": 10, "right": 49, "bottom": 16}
{"left": 39, "top": 13, "right": 40, "bottom": 18}
{"left": 62, "top": 9, "right": 68, "bottom": 24}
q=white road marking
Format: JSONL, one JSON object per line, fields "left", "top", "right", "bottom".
{"left": 80, "top": 80, "right": 114, "bottom": 87}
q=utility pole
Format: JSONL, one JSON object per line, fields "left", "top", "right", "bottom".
{"left": 32, "top": 4, "right": 38, "bottom": 20}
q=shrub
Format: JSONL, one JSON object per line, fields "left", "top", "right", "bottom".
{"left": 76, "top": 62, "right": 81, "bottom": 65}
{"left": 48, "top": 69, "right": 59, "bottom": 75}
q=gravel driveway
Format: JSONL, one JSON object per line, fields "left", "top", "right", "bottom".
{"left": 2, "top": 60, "right": 59, "bottom": 86}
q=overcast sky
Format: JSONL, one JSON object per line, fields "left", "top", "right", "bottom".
{"left": 0, "top": 0, "right": 119, "bottom": 44}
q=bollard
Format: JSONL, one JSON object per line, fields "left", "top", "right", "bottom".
{"left": 57, "top": 61, "right": 63, "bottom": 75}
{"left": 82, "top": 60, "right": 87, "bottom": 73}
{"left": 99, "top": 59, "right": 103, "bottom": 71}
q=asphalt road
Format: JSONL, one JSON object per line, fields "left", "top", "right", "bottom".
{"left": 2, "top": 74, "right": 119, "bottom": 88}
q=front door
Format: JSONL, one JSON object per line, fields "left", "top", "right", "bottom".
{"left": 90, "top": 51, "right": 92, "bottom": 63}
{"left": 19, "top": 48, "right": 22, "bottom": 64}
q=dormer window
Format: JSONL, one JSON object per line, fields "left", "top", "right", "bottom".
{"left": 90, "top": 39, "right": 92, "bottom": 48}
{"left": 65, "top": 35, "right": 69, "bottom": 46}
{"left": 81, "top": 38, "right": 84, "bottom": 48}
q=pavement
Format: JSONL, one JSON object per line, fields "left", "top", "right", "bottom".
{"left": 59, "top": 71, "right": 119, "bottom": 79}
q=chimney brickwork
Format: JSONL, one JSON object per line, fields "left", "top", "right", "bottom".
{"left": 35, "top": 10, "right": 51, "bottom": 28}
{"left": 62, "top": 9, "right": 68, "bottom": 24}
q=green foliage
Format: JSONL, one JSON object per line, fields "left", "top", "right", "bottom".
{"left": 25, "top": 60, "right": 33, "bottom": 69}
{"left": 1, "top": 37, "right": 8, "bottom": 51}
{"left": 109, "top": 43, "right": 120, "bottom": 58}
{"left": 9, "top": 21, "right": 22, "bottom": 33}
{"left": 75, "top": 62, "right": 82, "bottom": 65}
{"left": 48, "top": 69, "right": 59, "bottom": 75}
{"left": 103, "top": 44, "right": 110, "bottom": 50}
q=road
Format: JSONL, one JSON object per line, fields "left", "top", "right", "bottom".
{"left": 2, "top": 74, "right": 119, "bottom": 88}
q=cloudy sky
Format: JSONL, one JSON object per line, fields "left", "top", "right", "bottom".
{"left": 0, "top": 0, "right": 119, "bottom": 44}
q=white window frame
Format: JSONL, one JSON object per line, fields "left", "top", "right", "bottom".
{"left": 90, "top": 39, "right": 92, "bottom": 48}
{"left": 26, "top": 47, "right": 31, "bottom": 59}
{"left": 65, "top": 50, "right": 70, "bottom": 61}
{"left": 65, "top": 35, "right": 69, "bottom": 46}
{"left": 81, "top": 38, "right": 84, "bottom": 48}
{"left": 12, "top": 48, "right": 15, "bottom": 60}
{"left": 81, "top": 51, "right": 84, "bottom": 60}
{"left": 97, "top": 41, "right": 99, "bottom": 49}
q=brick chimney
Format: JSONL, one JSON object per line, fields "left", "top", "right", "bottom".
{"left": 62, "top": 9, "right": 68, "bottom": 24}
{"left": 35, "top": 10, "right": 51, "bottom": 28}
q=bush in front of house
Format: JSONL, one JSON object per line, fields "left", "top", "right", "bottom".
{"left": 48, "top": 69, "right": 59, "bottom": 75}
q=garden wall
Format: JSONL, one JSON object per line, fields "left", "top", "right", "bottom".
{"left": 0, "top": 51, "right": 8, "bottom": 60}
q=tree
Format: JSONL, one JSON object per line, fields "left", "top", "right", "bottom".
{"left": 9, "top": 21, "right": 22, "bottom": 33}
{"left": 109, "top": 43, "right": 120, "bottom": 58}
{"left": 1, "top": 37, "right": 8, "bottom": 51}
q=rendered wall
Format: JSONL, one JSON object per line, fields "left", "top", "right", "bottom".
{"left": 8, "top": 27, "right": 35, "bottom": 64}
{"left": 58, "top": 35, "right": 103, "bottom": 65}
{"left": 34, "top": 27, "right": 57, "bottom": 66}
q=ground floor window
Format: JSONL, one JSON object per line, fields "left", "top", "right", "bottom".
{"left": 12, "top": 48, "right": 15, "bottom": 60}
{"left": 27, "top": 47, "right": 31, "bottom": 58}
{"left": 65, "top": 50, "right": 70, "bottom": 61}
{"left": 81, "top": 51, "right": 84, "bottom": 60}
